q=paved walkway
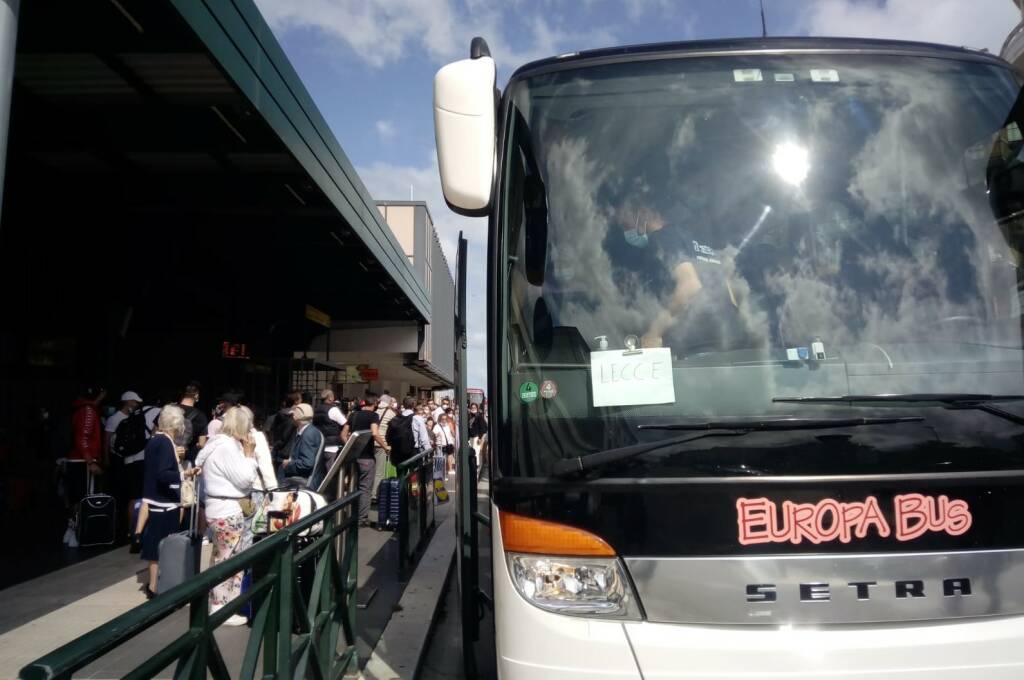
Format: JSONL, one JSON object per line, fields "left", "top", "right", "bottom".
{"left": 419, "top": 477, "right": 496, "bottom": 680}
{"left": 0, "top": 546, "right": 149, "bottom": 674}
{"left": 0, "top": 501, "right": 444, "bottom": 679}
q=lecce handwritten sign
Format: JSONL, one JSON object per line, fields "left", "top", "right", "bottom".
{"left": 589, "top": 348, "right": 676, "bottom": 407}
{"left": 736, "top": 494, "right": 973, "bottom": 546}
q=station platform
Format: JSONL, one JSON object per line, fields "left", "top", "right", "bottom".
{"left": 0, "top": 499, "right": 455, "bottom": 679}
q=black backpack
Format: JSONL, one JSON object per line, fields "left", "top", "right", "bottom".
{"left": 386, "top": 414, "right": 416, "bottom": 465}
{"left": 182, "top": 406, "right": 201, "bottom": 443}
{"left": 113, "top": 407, "right": 157, "bottom": 457}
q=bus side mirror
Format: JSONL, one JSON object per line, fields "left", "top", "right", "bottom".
{"left": 434, "top": 42, "right": 497, "bottom": 217}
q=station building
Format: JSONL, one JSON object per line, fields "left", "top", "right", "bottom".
{"left": 0, "top": 0, "right": 454, "bottom": 577}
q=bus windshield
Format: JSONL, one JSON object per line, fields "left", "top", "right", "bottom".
{"left": 500, "top": 52, "right": 1024, "bottom": 478}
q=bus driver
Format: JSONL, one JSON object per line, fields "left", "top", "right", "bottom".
{"left": 610, "top": 199, "right": 746, "bottom": 355}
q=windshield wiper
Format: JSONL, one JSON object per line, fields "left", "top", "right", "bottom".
{"left": 638, "top": 416, "right": 923, "bottom": 431}
{"left": 773, "top": 393, "right": 1024, "bottom": 426}
{"left": 551, "top": 416, "right": 922, "bottom": 477}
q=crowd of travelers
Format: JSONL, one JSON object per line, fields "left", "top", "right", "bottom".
{"left": 58, "top": 380, "right": 488, "bottom": 625}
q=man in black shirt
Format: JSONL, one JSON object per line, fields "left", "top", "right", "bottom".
{"left": 176, "top": 382, "right": 208, "bottom": 462}
{"left": 610, "top": 201, "right": 749, "bottom": 356}
{"left": 267, "top": 391, "right": 302, "bottom": 464}
{"left": 342, "top": 393, "right": 390, "bottom": 526}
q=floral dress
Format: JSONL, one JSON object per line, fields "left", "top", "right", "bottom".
{"left": 209, "top": 514, "right": 250, "bottom": 608}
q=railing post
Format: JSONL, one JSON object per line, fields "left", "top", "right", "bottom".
{"left": 180, "top": 592, "right": 209, "bottom": 679}
{"left": 276, "top": 534, "right": 294, "bottom": 679}
{"left": 398, "top": 465, "right": 410, "bottom": 580}
{"left": 341, "top": 495, "right": 359, "bottom": 674}
{"left": 316, "top": 514, "right": 332, "bottom": 675}
{"left": 262, "top": 548, "right": 282, "bottom": 676}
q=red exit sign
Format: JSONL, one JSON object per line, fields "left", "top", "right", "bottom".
{"left": 222, "top": 341, "right": 250, "bottom": 359}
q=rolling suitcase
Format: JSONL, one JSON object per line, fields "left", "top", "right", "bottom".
{"left": 376, "top": 478, "right": 401, "bottom": 530}
{"left": 156, "top": 501, "right": 199, "bottom": 594}
{"left": 239, "top": 569, "right": 253, "bottom": 620}
{"left": 77, "top": 467, "right": 116, "bottom": 547}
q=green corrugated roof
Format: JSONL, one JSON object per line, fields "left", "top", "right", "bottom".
{"left": 170, "top": 0, "right": 431, "bottom": 322}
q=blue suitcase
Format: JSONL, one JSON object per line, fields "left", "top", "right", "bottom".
{"left": 240, "top": 569, "right": 252, "bottom": 620}
{"left": 376, "top": 478, "right": 400, "bottom": 530}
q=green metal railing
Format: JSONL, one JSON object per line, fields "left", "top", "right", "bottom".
{"left": 19, "top": 489, "right": 361, "bottom": 680}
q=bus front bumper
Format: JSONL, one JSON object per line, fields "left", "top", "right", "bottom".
{"left": 493, "top": 507, "right": 1024, "bottom": 679}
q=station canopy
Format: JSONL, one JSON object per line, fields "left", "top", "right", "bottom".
{"left": 2, "top": 0, "right": 429, "bottom": 336}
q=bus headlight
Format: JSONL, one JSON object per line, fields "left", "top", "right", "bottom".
{"left": 507, "top": 553, "right": 641, "bottom": 619}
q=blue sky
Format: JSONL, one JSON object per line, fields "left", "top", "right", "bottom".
{"left": 252, "top": 0, "right": 1018, "bottom": 392}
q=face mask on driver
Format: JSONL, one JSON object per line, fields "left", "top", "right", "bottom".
{"left": 623, "top": 228, "right": 649, "bottom": 248}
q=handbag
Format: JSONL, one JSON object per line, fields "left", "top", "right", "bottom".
{"left": 250, "top": 468, "right": 276, "bottom": 535}
{"left": 178, "top": 461, "right": 196, "bottom": 508}
{"left": 237, "top": 496, "right": 256, "bottom": 518}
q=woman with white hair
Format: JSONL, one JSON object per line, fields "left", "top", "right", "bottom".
{"left": 140, "top": 405, "right": 195, "bottom": 599}
{"left": 195, "top": 405, "right": 258, "bottom": 625}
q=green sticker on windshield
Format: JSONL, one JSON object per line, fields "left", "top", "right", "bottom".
{"left": 519, "top": 381, "right": 539, "bottom": 404}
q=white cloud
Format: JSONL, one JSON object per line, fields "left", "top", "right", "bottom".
{"left": 622, "top": 0, "right": 697, "bottom": 33}
{"left": 357, "top": 157, "right": 490, "bottom": 391}
{"left": 254, "top": 0, "right": 458, "bottom": 68}
{"left": 254, "top": 0, "right": 619, "bottom": 73}
{"left": 375, "top": 119, "right": 396, "bottom": 140}
{"left": 795, "top": 0, "right": 1018, "bottom": 55}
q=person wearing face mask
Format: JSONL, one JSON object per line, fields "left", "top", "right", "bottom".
{"left": 608, "top": 197, "right": 749, "bottom": 356}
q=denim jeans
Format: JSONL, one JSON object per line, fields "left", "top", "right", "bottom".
{"left": 372, "top": 448, "right": 388, "bottom": 500}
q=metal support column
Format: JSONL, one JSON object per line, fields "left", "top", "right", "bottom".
{"left": 454, "top": 233, "right": 482, "bottom": 677}
{"left": 0, "top": 0, "right": 17, "bottom": 221}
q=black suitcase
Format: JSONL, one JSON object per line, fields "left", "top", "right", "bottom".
{"left": 157, "top": 501, "right": 200, "bottom": 594}
{"left": 77, "top": 469, "right": 116, "bottom": 547}
{"left": 376, "top": 478, "right": 401, "bottom": 530}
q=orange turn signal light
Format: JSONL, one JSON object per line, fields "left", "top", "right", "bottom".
{"left": 499, "top": 511, "right": 616, "bottom": 557}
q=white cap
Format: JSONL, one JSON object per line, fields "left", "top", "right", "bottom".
{"left": 120, "top": 391, "right": 143, "bottom": 403}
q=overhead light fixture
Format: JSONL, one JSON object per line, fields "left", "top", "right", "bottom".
{"left": 772, "top": 141, "right": 809, "bottom": 186}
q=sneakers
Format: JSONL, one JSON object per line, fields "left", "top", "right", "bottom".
{"left": 63, "top": 520, "right": 78, "bottom": 548}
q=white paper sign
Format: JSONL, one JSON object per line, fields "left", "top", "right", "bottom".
{"left": 589, "top": 348, "right": 676, "bottom": 407}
